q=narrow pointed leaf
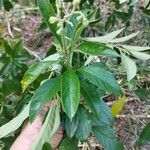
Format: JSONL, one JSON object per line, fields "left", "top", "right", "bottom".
{"left": 121, "top": 53, "right": 137, "bottom": 81}
{"left": 32, "top": 104, "right": 60, "bottom": 150}
{"left": 130, "top": 51, "right": 150, "bottom": 61}
{"left": 109, "top": 32, "right": 140, "bottom": 43}
{"left": 61, "top": 69, "right": 80, "bottom": 119}
{"left": 85, "top": 28, "right": 125, "bottom": 43}
{"left": 0, "top": 104, "right": 29, "bottom": 139}
{"left": 78, "top": 65, "right": 122, "bottom": 96}
{"left": 121, "top": 45, "right": 150, "bottom": 51}
{"left": 29, "top": 77, "right": 61, "bottom": 122}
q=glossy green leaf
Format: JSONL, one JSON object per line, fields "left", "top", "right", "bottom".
{"left": 121, "top": 53, "right": 137, "bottom": 81}
{"left": 21, "top": 54, "right": 60, "bottom": 92}
{"left": 75, "top": 107, "right": 92, "bottom": 141}
{"left": 61, "top": 69, "right": 80, "bottom": 119}
{"left": 81, "top": 81, "right": 101, "bottom": 117}
{"left": 32, "top": 103, "right": 60, "bottom": 150}
{"left": 29, "top": 77, "right": 61, "bottom": 122}
{"left": 121, "top": 45, "right": 150, "bottom": 52}
{"left": 59, "top": 137, "right": 79, "bottom": 150}
{"left": 93, "top": 126, "right": 123, "bottom": 150}
{"left": 138, "top": 122, "right": 150, "bottom": 146}
{"left": 78, "top": 65, "right": 122, "bottom": 96}
{"left": 76, "top": 41, "right": 111, "bottom": 56}
{"left": 37, "top": 0, "right": 61, "bottom": 43}
{"left": 0, "top": 104, "right": 29, "bottom": 139}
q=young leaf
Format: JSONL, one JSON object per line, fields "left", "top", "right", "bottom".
{"left": 32, "top": 103, "right": 60, "bottom": 150}
{"left": 93, "top": 126, "right": 123, "bottom": 150}
{"left": 61, "top": 69, "right": 80, "bottom": 119}
{"left": 138, "top": 122, "right": 150, "bottom": 146}
{"left": 37, "top": 0, "right": 61, "bottom": 43}
{"left": 29, "top": 77, "right": 61, "bottom": 122}
{"left": 21, "top": 54, "right": 60, "bottom": 92}
{"left": 109, "top": 32, "right": 140, "bottom": 43}
{"left": 0, "top": 104, "right": 29, "bottom": 139}
{"left": 121, "top": 45, "right": 150, "bottom": 52}
{"left": 76, "top": 41, "right": 111, "bottom": 56}
{"left": 75, "top": 107, "right": 92, "bottom": 141}
{"left": 129, "top": 51, "right": 150, "bottom": 61}
{"left": 81, "top": 81, "right": 101, "bottom": 117}
{"left": 59, "top": 137, "right": 79, "bottom": 150}
{"left": 111, "top": 96, "right": 126, "bottom": 117}
{"left": 78, "top": 65, "right": 122, "bottom": 96}
{"left": 85, "top": 28, "right": 125, "bottom": 43}
{"left": 121, "top": 53, "right": 137, "bottom": 81}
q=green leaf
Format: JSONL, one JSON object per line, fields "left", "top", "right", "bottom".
{"left": 37, "top": 0, "right": 61, "bottom": 44}
{"left": 21, "top": 54, "right": 60, "bottom": 92}
{"left": 42, "top": 143, "right": 53, "bottom": 150}
{"left": 92, "top": 100, "right": 114, "bottom": 126}
{"left": 109, "top": 32, "right": 140, "bottom": 43}
{"left": 78, "top": 65, "right": 122, "bottom": 96}
{"left": 0, "top": 104, "right": 29, "bottom": 139}
{"left": 3, "top": 40, "right": 14, "bottom": 57}
{"left": 76, "top": 41, "right": 111, "bottom": 56}
{"left": 29, "top": 77, "right": 61, "bottom": 122}
{"left": 3, "top": 0, "right": 13, "bottom": 11}
{"left": 61, "top": 69, "right": 80, "bottom": 119}
{"left": 121, "top": 53, "right": 137, "bottom": 81}
{"left": 93, "top": 126, "right": 123, "bottom": 150}
{"left": 65, "top": 116, "right": 79, "bottom": 138}
{"left": 59, "top": 137, "right": 79, "bottom": 150}
{"left": 81, "top": 81, "right": 101, "bottom": 117}
{"left": 75, "top": 107, "right": 92, "bottom": 141}
{"left": 32, "top": 103, "right": 60, "bottom": 150}
{"left": 121, "top": 45, "right": 150, "bottom": 52}
{"left": 130, "top": 51, "right": 150, "bottom": 61}
{"left": 138, "top": 122, "right": 150, "bottom": 146}
{"left": 85, "top": 28, "right": 125, "bottom": 43}
{"left": 135, "top": 88, "right": 150, "bottom": 102}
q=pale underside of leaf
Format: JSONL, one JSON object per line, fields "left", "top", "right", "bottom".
{"left": 121, "top": 53, "right": 137, "bottom": 81}
{"left": 130, "top": 51, "right": 150, "bottom": 61}
{"left": 0, "top": 104, "right": 29, "bottom": 139}
{"left": 84, "top": 28, "right": 125, "bottom": 43}
{"left": 32, "top": 103, "right": 60, "bottom": 150}
{"left": 121, "top": 45, "right": 150, "bottom": 52}
{"left": 108, "top": 32, "right": 140, "bottom": 43}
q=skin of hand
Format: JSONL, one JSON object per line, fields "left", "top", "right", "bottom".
{"left": 10, "top": 102, "right": 64, "bottom": 150}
